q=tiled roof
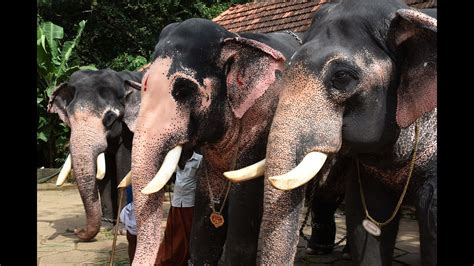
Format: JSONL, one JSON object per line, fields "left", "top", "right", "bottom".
{"left": 213, "top": 0, "right": 437, "bottom": 33}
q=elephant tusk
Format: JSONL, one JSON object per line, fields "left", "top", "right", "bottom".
{"left": 125, "top": 79, "right": 142, "bottom": 91}
{"left": 142, "top": 145, "right": 182, "bottom": 195}
{"left": 223, "top": 159, "right": 265, "bottom": 183}
{"left": 96, "top": 153, "right": 106, "bottom": 180}
{"left": 117, "top": 171, "right": 132, "bottom": 188}
{"left": 268, "top": 152, "right": 327, "bottom": 191}
{"left": 56, "top": 154, "right": 72, "bottom": 186}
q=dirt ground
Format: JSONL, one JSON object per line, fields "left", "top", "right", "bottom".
{"left": 37, "top": 182, "right": 421, "bottom": 265}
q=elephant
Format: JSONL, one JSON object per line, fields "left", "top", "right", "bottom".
{"left": 48, "top": 69, "right": 143, "bottom": 241}
{"left": 253, "top": 0, "right": 437, "bottom": 265}
{"left": 304, "top": 8, "right": 436, "bottom": 258}
{"left": 129, "top": 18, "right": 301, "bottom": 265}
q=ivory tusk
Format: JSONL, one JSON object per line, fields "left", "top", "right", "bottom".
{"left": 142, "top": 145, "right": 182, "bottom": 194}
{"left": 56, "top": 154, "right": 72, "bottom": 186}
{"left": 96, "top": 153, "right": 106, "bottom": 180}
{"left": 268, "top": 152, "right": 327, "bottom": 191}
{"left": 117, "top": 171, "right": 132, "bottom": 188}
{"left": 223, "top": 159, "right": 265, "bottom": 183}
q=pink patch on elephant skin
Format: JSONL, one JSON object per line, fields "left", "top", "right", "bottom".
{"left": 220, "top": 38, "right": 286, "bottom": 119}
{"left": 261, "top": 64, "right": 345, "bottom": 264}
{"left": 68, "top": 112, "right": 108, "bottom": 241}
{"left": 228, "top": 58, "right": 284, "bottom": 119}
{"left": 389, "top": 9, "right": 437, "bottom": 128}
{"left": 222, "top": 37, "right": 286, "bottom": 61}
{"left": 199, "top": 62, "right": 286, "bottom": 205}
{"left": 199, "top": 77, "right": 215, "bottom": 110}
{"left": 392, "top": 9, "right": 437, "bottom": 46}
{"left": 138, "top": 58, "right": 183, "bottom": 125}
{"left": 132, "top": 57, "right": 193, "bottom": 265}
{"left": 47, "top": 82, "right": 72, "bottom": 126}
{"left": 396, "top": 61, "right": 437, "bottom": 128}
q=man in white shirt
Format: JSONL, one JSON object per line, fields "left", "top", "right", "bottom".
{"left": 120, "top": 151, "right": 202, "bottom": 265}
{"left": 159, "top": 151, "right": 203, "bottom": 265}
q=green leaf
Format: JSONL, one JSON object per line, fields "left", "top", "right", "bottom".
{"left": 37, "top": 132, "right": 48, "bottom": 142}
{"left": 57, "top": 20, "right": 86, "bottom": 78}
{"left": 37, "top": 26, "right": 46, "bottom": 51}
{"left": 79, "top": 65, "right": 97, "bottom": 71}
{"left": 59, "top": 66, "right": 81, "bottom": 81}
{"left": 38, "top": 116, "right": 48, "bottom": 128}
{"left": 41, "top": 21, "right": 63, "bottom": 60}
{"left": 60, "top": 41, "right": 74, "bottom": 66}
{"left": 46, "top": 85, "right": 56, "bottom": 97}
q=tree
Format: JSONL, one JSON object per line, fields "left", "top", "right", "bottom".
{"left": 37, "top": 16, "right": 96, "bottom": 167}
{"left": 38, "top": 0, "right": 248, "bottom": 69}
{"left": 37, "top": 0, "right": 248, "bottom": 167}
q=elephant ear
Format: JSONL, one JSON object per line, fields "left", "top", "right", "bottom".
{"left": 47, "top": 83, "right": 74, "bottom": 126}
{"left": 119, "top": 71, "right": 143, "bottom": 132}
{"left": 220, "top": 37, "right": 286, "bottom": 119}
{"left": 388, "top": 9, "right": 437, "bottom": 128}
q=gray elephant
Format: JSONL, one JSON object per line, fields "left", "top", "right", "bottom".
{"left": 48, "top": 69, "right": 142, "bottom": 241}
{"left": 234, "top": 0, "right": 437, "bottom": 265}
{"left": 128, "top": 18, "right": 301, "bottom": 265}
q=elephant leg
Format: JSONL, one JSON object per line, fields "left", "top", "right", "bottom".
{"left": 114, "top": 139, "right": 132, "bottom": 205}
{"left": 345, "top": 171, "right": 400, "bottom": 266}
{"left": 415, "top": 174, "right": 437, "bottom": 266}
{"left": 189, "top": 178, "right": 227, "bottom": 265}
{"left": 307, "top": 185, "right": 342, "bottom": 254}
{"left": 222, "top": 178, "right": 264, "bottom": 265}
{"left": 97, "top": 153, "right": 117, "bottom": 227}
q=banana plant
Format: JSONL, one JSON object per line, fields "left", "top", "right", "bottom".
{"left": 37, "top": 18, "right": 96, "bottom": 167}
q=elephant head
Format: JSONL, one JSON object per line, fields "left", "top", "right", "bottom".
{"left": 258, "top": 0, "right": 437, "bottom": 263}
{"left": 48, "top": 69, "right": 142, "bottom": 241}
{"left": 129, "top": 18, "right": 293, "bottom": 264}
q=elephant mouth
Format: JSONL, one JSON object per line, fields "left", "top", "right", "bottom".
{"left": 141, "top": 145, "right": 183, "bottom": 194}
{"left": 224, "top": 150, "right": 329, "bottom": 190}
{"left": 119, "top": 145, "right": 187, "bottom": 193}
{"left": 56, "top": 152, "right": 107, "bottom": 186}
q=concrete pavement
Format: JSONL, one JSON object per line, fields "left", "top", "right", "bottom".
{"left": 37, "top": 181, "right": 422, "bottom": 265}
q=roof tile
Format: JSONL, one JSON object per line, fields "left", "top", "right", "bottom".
{"left": 213, "top": 0, "right": 436, "bottom": 33}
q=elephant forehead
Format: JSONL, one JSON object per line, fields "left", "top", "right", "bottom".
{"left": 142, "top": 57, "right": 174, "bottom": 94}
{"left": 70, "top": 69, "right": 124, "bottom": 96}
{"left": 69, "top": 112, "right": 105, "bottom": 132}
{"left": 353, "top": 48, "right": 393, "bottom": 89}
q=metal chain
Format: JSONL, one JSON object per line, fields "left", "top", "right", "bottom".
{"left": 203, "top": 150, "right": 238, "bottom": 213}
{"left": 102, "top": 217, "right": 116, "bottom": 224}
{"left": 357, "top": 120, "right": 419, "bottom": 227}
{"left": 284, "top": 30, "right": 303, "bottom": 45}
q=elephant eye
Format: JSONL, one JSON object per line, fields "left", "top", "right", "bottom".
{"left": 172, "top": 78, "right": 197, "bottom": 102}
{"left": 331, "top": 70, "right": 358, "bottom": 91}
{"left": 103, "top": 110, "right": 119, "bottom": 129}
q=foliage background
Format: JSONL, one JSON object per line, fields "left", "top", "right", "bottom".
{"left": 37, "top": 0, "right": 248, "bottom": 168}
{"left": 38, "top": 0, "right": 247, "bottom": 70}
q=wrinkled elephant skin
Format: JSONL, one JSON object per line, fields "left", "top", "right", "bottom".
{"left": 48, "top": 69, "right": 143, "bottom": 241}
{"left": 130, "top": 18, "right": 301, "bottom": 265}
{"left": 262, "top": 1, "right": 437, "bottom": 265}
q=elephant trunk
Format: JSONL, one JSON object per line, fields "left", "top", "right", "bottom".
{"left": 130, "top": 58, "right": 189, "bottom": 264}
{"left": 69, "top": 126, "right": 107, "bottom": 241}
{"left": 260, "top": 66, "right": 343, "bottom": 263}
{"left": 130, "top": 127, "right": 176, "bottom": 265}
